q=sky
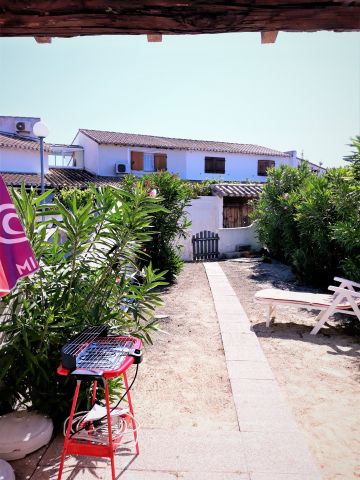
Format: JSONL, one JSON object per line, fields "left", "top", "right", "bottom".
{"left": 0, "top": 31, "right": 359, "bottom": 167}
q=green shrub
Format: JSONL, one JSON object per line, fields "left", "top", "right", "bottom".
{"left": 252, "top": 155, "right": 360, "bottom": 287}
{"left": 0, "top": 184, "right": 167, "bottom": 427}
{"left": 57, "top": 187, "right": 94, "bottom": 209}
{"left": 122, "top": 172, "right": 192, "bottom": 282}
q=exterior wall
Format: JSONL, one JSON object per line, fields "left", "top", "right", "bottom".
{"left": 73, "top": 131, "right": 100, "bottom": 175}
{"left": 98, "top": 145, "right": 129, "bottom": 176}
{"left": 179, "top": 195, "right": 261, "bottom": 261}
{"left": 72, "top": 133, "right": 295, "bottom": 181}
{"left": 72, "top": 135, "right": 188, "bottom": 178}
{"left": 185, "top": 151, "right": 292, "bottom": 182}
{"left": 0, "top": 147, "right": 49, "bottom": 173}
{"left": 0, "top": 116, "right": 40, "bottom": 139}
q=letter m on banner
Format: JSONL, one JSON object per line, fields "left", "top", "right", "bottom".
{"left": 0, "top": 176, "right": 39, "bottom": 296}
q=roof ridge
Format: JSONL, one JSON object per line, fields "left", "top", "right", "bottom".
{"left": 78, "top": 129, "right": 289, "bottom": 156}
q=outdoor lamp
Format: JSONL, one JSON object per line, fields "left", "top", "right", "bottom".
{"left": 33, "top": 121, "right": 49, "bottom": 194}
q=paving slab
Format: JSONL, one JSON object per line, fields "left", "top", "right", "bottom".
{"left": 230, "top": 378, "right": 287, "bottom": 401}
{"left": 223, "top": 343, "right": 267, "bottom": 362}
{"left": 119, "top": 429, "right": 248, "bottom": 474}
{"left": 250, "top": 474, "right": 319, "bottom": 480}
{"left": 103, "top": 471, "right": 177, "bottom": 479}
{"left": 180, "top": 473, "right": 250, "bottom": 479}
{"left": 227, "top": 360, "right": 275, "bottom": 380}
{"left": 219, "top": 322, "right": 254, "bottom": 335}
{"left": 32, "top": 464, "right": 105, "bottom": 480}
{"left": 233, "top": 396, "right": 299, "bottom": 432}
{"left": 242, "top": 431, "right": 321, "bottom": 479}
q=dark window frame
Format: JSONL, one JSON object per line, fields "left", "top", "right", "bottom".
{"left": 205, "top": 156, "right": 225, "bottom": 174}
{"left": 258, "top": 159, "right": 275, "bottom": 176}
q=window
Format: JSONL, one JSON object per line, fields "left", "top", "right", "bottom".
{"left": 258, "top": 159, "right": 275, "bottom": 176}
{"left": 223, "top": 197, "right": 253, "bottom": 228}
{"left": 205, "top": 157, "right": 225, "bottom": 174}
{"left": 131, "top": 151, "right": 167, "bottom": 171}
{"left": 144, "top": 153, "right": 155, "bottom": 171}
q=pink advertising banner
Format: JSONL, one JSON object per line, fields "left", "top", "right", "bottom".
{"left": 0, "top": 176, "right": 39, "bottom": 296}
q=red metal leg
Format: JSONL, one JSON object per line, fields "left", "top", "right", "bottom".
{"left": 92, "top": 380, "right": 98, "bottom": 405}
{"left": 58, "top": 380, "right": 81, "bottom": 480}
{"left": 104, "top": 380, "right": 116, "bottom": 480}
{"left": 123, "top": 371, "right": 139, "bottom": 455}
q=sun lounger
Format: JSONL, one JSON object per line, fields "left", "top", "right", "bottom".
{"left": 254, "top": 277, "right": 360, "bottom": 334}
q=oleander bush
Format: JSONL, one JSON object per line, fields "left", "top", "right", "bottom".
{"left": 0, "top": 184, "right": 167, "bottom": 427}
{"left": 122, "top": 172, "right": 192, "bottom": 282}
{"left": 252, "top": 140, "right": 360, "bottom": 287}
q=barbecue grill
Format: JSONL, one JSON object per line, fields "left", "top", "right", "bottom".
{"left": 57, "top": 325, "right": 142, "bottom": 480}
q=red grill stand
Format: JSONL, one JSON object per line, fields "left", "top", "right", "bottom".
{"left": 57, "top": 366, "right": 139, "bottom": 480}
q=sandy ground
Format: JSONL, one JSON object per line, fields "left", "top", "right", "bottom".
{"left": 221, "top": 259, "right": 360, "bottom": 480}
{"left": 132, "top": 262, "right": 238, "bottom": 431}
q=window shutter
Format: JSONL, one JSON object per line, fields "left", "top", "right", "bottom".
{"left": 131, "top": 151, "right": 144, "bottom": 171}
{"left": 215, "top": 158, "right": 225, "bottom": 174}
{"left": 154, "top": 154, "right": 167, "bottom": 171}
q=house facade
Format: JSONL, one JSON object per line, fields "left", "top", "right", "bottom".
{"left": 1, "top": 116, "right": 326, "bottom": 260}
{"left": 73, "top": 129, "right": 297, "bottom": 182}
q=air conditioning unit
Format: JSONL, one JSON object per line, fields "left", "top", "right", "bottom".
{"left": 15, "top": 121, "right": 30, "bottom": 133}
{"left": 115, "top": 163, "right": 127, "bottom": 174}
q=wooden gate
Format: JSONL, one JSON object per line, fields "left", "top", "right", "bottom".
{"left": 192, "top": 230, "right": 219, "bottom": 261}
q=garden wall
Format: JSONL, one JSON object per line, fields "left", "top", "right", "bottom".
{"left": 179, "top": 196, "right": 261, "bottom": 261}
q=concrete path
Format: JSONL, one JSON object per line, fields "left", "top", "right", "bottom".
{"left": 203, "top": 262, "right": 322, "bottom": 480}
{"left": 10, "top": 262, "right": 321, "bottom": 480}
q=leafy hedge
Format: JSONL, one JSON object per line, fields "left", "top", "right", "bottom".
{"left": 252, "top": 156, "right": 360, "bottom": 287}
{"left": 0, "top": 185, "right": 167, "bottom": 426}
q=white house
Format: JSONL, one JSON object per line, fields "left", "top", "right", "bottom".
{"left": 73, "top": 129, "right": 297, "bottom": 181}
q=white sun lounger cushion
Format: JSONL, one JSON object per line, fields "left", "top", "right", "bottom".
{"left": 254, "top": 289, "right": 352, "bottom": 309}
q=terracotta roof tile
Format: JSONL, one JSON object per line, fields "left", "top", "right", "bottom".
{"left": 0, "top": 132, "right": 51, "bottom": 152}
{"left": 211, "top": 183, "right": 263, "bottom": 198}
{"left": 1, "top": 168, "right": 124, "bottom": 189}
{"left": 79, "top": 129, "right": 290, "bottom": 158}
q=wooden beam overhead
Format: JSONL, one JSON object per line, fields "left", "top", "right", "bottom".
{"left": 261, "top": 31, "right": 278, "bottom": 44}
{"left": 34, "top": 36, "right": 52, "bottom": 43}
{"left": 0, "top": 1, "right": 359, "bottom": 38}
{"left": 147, "top": 34, "right": 162, "bottom": 42}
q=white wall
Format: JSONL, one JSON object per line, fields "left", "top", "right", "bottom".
{"left": 72, "top": 132, "right": 295, "bottom": 181}
{"left": 98, "top": 145, "right": 129, "bottom": 176}
{"left": 73, "top": 131, "right": 100, "bottom": 175}
{"left": 73, "top": 134, "right": 188, "bottom": 178}
{"left": 0, "top": 147, "right": 49, "bottom": 173}
{"left": 185, "top": 151, "right": 292, "bottom": 181}
{"left": 179, "top": 196, "right": 261, "bottom": 261}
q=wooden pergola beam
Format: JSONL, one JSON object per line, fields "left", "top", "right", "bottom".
{"left": 147, "top": 34, "right": 162, "bottom": 42}
{"left": 34, "top": 36, "right": 52, "bottom": 43}
{"left": 261, "top": 31, "right": 278, "bottom": 44}
{"left": 0, "top": 1, "right": 359, "bottom": 37}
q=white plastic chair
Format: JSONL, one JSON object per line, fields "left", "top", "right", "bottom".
{"left": 254, "top": 277, "right": 360, "bottom": 334}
